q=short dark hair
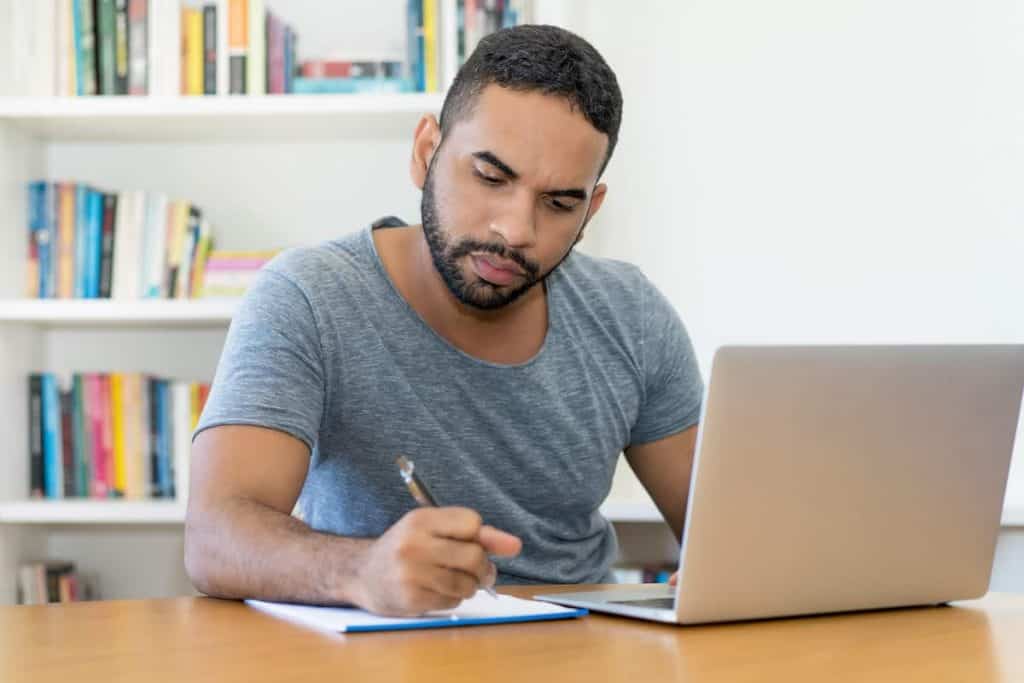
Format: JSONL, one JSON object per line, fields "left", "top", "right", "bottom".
{"left": 439, "top": 24, "right": 623, "bottom": 177}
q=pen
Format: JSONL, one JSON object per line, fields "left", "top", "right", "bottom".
{"left": 395, "top": 455, "right": 499, "bottom": 599}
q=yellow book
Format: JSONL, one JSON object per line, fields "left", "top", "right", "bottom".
{"left": 423, "top": 0, "right": 438, "bottom": 92}
{"left": 165, "top": 201, "right": 190, "bottom": 295}
{"left": 184, "top": 8, "right": 204, "bottom": 95}
{"left": 121, "top": 374, "right": 143, "bottom": 500}
{"left": 109, "top": 373, "right": 127, "bottom": 497}
{"left": 190, "top": 383, "right": 201, "bottom": 431}
{"left": 190, "top": 234, "right": 212, "bottom": 298}
{"left": 57, "top": 184, "right": 75, "bottom": 299}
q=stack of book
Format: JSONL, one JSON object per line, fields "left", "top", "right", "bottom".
{"left": 27, "top": 372, "right": 210, "bottom": 501}
{"left": 26, "top": 182, "right": 213, "bottom": 300}
{"left": 17, "top": 561, "right": 91, "bottom": 605}
{"left": 198, "top": 250, "right": 279, "bottom": 298}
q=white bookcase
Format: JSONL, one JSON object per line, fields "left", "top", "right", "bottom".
{"left": 0, "top": 0, "right": 672, "bottom": 605}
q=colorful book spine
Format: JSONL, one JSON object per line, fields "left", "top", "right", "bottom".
{"left": 203, "top": 4, "right": 217, "bottom": 95}
{"left": 72, "top": 374, "right": 90, "bottom": 498}
{"left": 97, "top": 0, "right": 117, "bottom": 94}
{"left": 266, "top": 11, "right": 284, "bottom": 94}
{"left": 41, "top": 374, "right": 64, "bottom": 499}
{"left": 109, "top": 373, "right": 126, "bottom": 497}
{"left": 247, "top": 0, "right": 265, "bottom": 95}
{"left": 183, "top": 7, "right": 204, "bottom": 95}
{"left": 59, "top": 378, "right": 75, "bottom": 498}
{"left": 228, "top": 0, "right": 248, "bottom": 94}
{"left": 99, "top": 192, "right": 117, "bottom": 298}
{"left": 57, "top": 183, "right": 76, "bottom": 299}
{"left": 127, "top": 0, "right": 148, "bottom": 94}
{"left": 73, "top": 185, "right": 89, "bottom": 299}
{"left": 423, "top": 0, "right": 438, "bottom": 92}
{"left": 86, "top": 189, "right": 104, "bottom": 298}
{"left": 27, "top": 182, "right": 47, "bottom": 299}
{"left": 28, "top": 375, "right": 44, "bottom": 499}
{"left": 114, "top": 0, "right": 129, "bottom": 93}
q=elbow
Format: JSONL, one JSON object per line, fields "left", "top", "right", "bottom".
{"left": 184, "top": 510, "right": 226, "bottom": 598}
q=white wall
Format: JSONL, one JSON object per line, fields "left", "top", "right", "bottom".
{"left": 548, "top": 0, "right": 1024, "bottom": 523}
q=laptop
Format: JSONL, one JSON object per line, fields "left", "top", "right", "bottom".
{"left": 535, "top": 345, "right": 1024, "bottom": 625}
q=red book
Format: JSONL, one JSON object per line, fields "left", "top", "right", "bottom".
{"left": 300, "top": 60, "right": 352, "bottom": 78}
{"left": 266, "top": 12, "right": 285, "bottom": 94}
{"left": 85, "top": 374, "right": 108, "bottom": 499}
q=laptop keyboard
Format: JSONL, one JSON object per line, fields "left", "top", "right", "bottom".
{"left": 608, "top": 597, "right": 676, "bottom": 610}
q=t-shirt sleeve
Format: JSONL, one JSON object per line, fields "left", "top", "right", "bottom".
{"left": 628, "top": 275, "right": 704, "bottom": 446}
{"left": 194, "top": 267, "right": 326, "bottom": 452}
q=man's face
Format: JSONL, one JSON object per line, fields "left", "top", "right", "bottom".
{"left": 421, "top": 85, "right": 609, "bottom": 310}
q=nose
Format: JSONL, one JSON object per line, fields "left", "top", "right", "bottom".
{"left": 487, "top": 192, "right": 537, "bottom": 249}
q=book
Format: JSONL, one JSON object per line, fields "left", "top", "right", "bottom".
{"left": 41, "top": 374, "right": 64, "bottom": 499}
{"left": 114, "top": 0, "right": 129, "bottom": 93}
{"left": 96, "top": 0, "right": 117, "bottom": 94}
{"left": 202, "top": 4, "right": 217, "bottom": 95}
{"left": 73, "top": 0, "right": 98, "bottom": 95}
{"left": 28, "top": 375, "right": 44, "bottom": 499}
{"left": 246, "top": 591, "right": 587, "bottom": 633}
{"left": 148, "top": 0, "right": 181, "bottom": 96}
{"left": 228, "top": 0, "right": 248, "bottom": 94}
{"left": 127, "top": 0, "right": 148, "bottom": 94}
{"left": 247, "top": 0, "right": 265, "bottom": 95}
{"left": 292, "top": 77, "right": 413, "bottom": 95}
{"left": 183, "top": 7, "right": 203, "bottom": 95}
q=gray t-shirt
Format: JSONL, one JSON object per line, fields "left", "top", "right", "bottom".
{"left": 196, "top": 222, "right": 704, "bottom": 585}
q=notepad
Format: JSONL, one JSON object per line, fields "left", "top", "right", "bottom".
{"left": 246, "top": 590, "right": 587, "bottom": 633}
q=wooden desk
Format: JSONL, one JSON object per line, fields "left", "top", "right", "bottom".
{"left": 2, "top": 585, "right": 1023, "bottom": 682}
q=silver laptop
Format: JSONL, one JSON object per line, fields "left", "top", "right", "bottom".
{"left": 535, "top": 345, "right": 1024, "bottom": 625}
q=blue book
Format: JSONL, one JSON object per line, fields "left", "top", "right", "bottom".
{"left": 74, "top": 185, "right": 89, "bottom": 298}
{"left": 28, "top": 182, "right": 46, "bottom": 299}
{"left": 407, "top": 0, "right": 423, "bottom": 91}
{"left": 156, "top": 380, "right": 173, "bottom": 498}
{"left": 283, "top": 27, "right": 294, "bottom": 93}
{"left": 86, "top": 189, "right": 104, "bottom": 298}
{"left": 246, "top": 592, "right": 587, "bottom": 633}
{"left": 41, "top": 374, "right": 64, "bottom": 499}
{"left": 292, "top": 77, "right": 414, "bottom": 95}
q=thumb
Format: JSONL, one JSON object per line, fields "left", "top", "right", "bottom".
{"left": 478, "top": 524, "right": 522, "bottom": 557}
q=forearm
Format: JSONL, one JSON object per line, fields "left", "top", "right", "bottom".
{"left": 184, "top": 497, "right": 371, "bottom": 605}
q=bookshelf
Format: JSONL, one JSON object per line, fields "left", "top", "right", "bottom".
{"left": 0, "top": 0, "right": 672, "bottom": 605}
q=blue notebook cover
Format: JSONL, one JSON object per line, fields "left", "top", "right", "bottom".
{"left": 247, "top": 591, "right": 587, "bottom": 633}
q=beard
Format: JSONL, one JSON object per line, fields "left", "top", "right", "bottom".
{"left": 421, "top": 164, "right": 549, "bottom": 310}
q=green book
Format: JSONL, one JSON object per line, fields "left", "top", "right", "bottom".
{"left": 96, "top": 0, "right": 116, "bottom": 95}
{"left": 71, "top": 374, "right": 90, "bottom": 498}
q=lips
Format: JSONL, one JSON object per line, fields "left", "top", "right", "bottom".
{"left": 471, "top": 253, "right": 524, "bottom": 286}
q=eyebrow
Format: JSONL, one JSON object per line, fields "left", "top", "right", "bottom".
{"left": 472, "top": 150, "right": 589, "bottom": 201}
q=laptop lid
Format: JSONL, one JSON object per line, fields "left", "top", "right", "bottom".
{"left": 673, "top": 345, "right": 1024, "bottom": 624}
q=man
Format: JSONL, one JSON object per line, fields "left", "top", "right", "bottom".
{"left": 185, "top": 25, "right": 703, "bottom": 617}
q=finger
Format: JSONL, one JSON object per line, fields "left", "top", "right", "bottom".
{"left": 478, "top": 524, "right": 522, "bottom": 557}
{"left": 429, "top": 538, "right": 490, "bottom": 584}
{"left": 400, "top": 586, "right": 464, "bottom": 616}
{"left": 668, "top": 571, "right": 678, "bottom": 586}
{"left": 412, "top": 507, "right": 484, "bottom": 541}
{"left": 422, "top": 565, "right": 480, "bottom": 601}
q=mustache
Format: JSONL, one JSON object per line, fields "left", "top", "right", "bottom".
{"left": 448, "top": 239, "right": 540, "bottom": 278}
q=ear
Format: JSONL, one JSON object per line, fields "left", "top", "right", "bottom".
{"left": 575, "top": 183, "right": 608, "bottom": 244}
{"left": 410, "top": 114, "right": 442, "bottom": 190}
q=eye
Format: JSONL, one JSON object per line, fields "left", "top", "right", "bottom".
{"left": 474, "top": 169, "right": 504, "bottom": 185}
{"left": 545, "top": 197, "right": 577, "bottom": 213}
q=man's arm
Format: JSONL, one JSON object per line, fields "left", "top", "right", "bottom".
{"left": 623, "top": 425, "right": 699, "bottom": 541}
{"left": 184, "top": 424, "right": 521, "bottom": 615}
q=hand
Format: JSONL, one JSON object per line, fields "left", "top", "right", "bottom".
{"left": 352, "top": 507, "right": 522, "bottom": 616}
{"left": 668, "top": 570, "right": 678, "bottom": 586}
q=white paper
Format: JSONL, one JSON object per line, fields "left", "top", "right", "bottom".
{"left": 246, "top": 590, "right": 582, "bottom": 633}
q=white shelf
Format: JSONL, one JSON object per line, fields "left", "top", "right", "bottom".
{"left": 0, "top": 299, "right": 237, "bottom": 326}
{"left": 0, "top": 94, "right": 444, "bottom": 142}
{"left": 0, "top": 500, "right": 185, "bottom": 525}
